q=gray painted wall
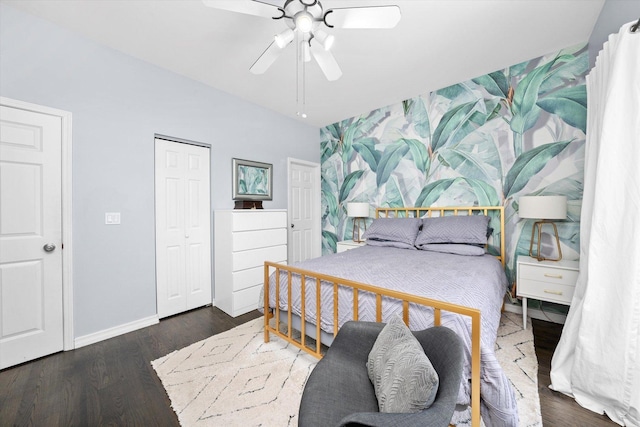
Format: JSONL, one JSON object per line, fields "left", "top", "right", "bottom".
{"left": 589, "top": 0, "right": 640, "bottom": 68}
{"left": 0, "top": 4, "right": 320, "bottom": 338}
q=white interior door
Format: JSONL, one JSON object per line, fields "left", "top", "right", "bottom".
{"left": 0, "top": 105, "right": 64, "bottom": 369}
{"left": 288, "top": 159, "right": 321, "bottom": 263}
{"left": 155, "top": 138, "right": 211, "bottom": 318}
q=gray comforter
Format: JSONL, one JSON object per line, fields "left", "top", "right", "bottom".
{"left": 265, "top": 245, "right": 518, "bottom": 426}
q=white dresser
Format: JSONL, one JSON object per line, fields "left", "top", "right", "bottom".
{"left": 214, "top": 209, "right": 287, "bottom": 317}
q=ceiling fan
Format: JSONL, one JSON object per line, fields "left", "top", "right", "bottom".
{"left": 203, "top": 0, "right": 401, "bottom": 81}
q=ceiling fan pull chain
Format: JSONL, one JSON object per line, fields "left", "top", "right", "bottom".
{"left": 296, "top": 32, "right": 301, "bottom": 115}
{"left": 296, "top": 31, "right": 300, "bottom": 105}
{"left": 302, "top": 42, "right": 307, "bottom": 118}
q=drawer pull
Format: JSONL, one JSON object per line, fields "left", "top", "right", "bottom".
{"left": 544, "top": 273, "right": 563, "bottom": 279}
{"left": 544, "top": 289, "right": 563, "bottom": 296}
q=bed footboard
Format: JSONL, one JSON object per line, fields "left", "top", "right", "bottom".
{"left": 263, "top": 261, "right": 482, "bottom": 427}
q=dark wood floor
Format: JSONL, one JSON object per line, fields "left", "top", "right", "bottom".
{"left": 0, "top": 307, "right": 261, "bottom": 427}
{"left": 532, "top": 318, "right": 617, "bottom": 427}
{"left": 0, "top": 307, "right": 617, "bottom": 426}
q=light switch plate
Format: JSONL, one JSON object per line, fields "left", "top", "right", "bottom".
{"left": 105, "top": 212, "right": 121, "bottom": 225}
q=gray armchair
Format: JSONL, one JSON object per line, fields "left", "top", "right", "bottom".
{"left": 298, "top": 321, "right": 464, "bottom": 427}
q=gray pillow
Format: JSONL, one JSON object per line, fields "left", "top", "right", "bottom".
{"left": 418, "top": 243, "right": 486, "bottom": 256}
{"left": 366, "top": 315, "right": 439, "bottom": 413}
{"left": 366, "top": 238, "right": 417, "bottom": 250}
{"left": 362, "top": 218, "right": 421, "bottom": 250}
{"left": 416, "top": 215, "right": 490, "bottom": 246}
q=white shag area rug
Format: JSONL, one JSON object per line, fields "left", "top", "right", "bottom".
{"left": 495, "top": 311, "right": 542, "bottom": 427}
{"left": 152, "top": 311, "right": 541, "bottom": 427}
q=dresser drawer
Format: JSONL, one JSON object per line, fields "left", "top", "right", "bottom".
{"left": 232, "top": 245, "right": 287, "bottom": 271}
{"left": 232, "top": 228, "right": 287, "bottom": 251}
{"left": 232, "top": 260, "right": 289, "bottom": 292}
{"left": 232, "top": 285, "right": 263, "bottom": 316}
{"left": 232, "top": 211, "right": 287, "bottom": 232}
{"left": 518, "top": 278, "right": 575, "bottom": 305}
{"left": 232, "top": 266, "right": 263, "bottom": 292}
{"left": 518, "top": 264, "right": 579, "bottom": 286}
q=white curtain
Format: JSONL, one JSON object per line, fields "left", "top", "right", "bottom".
{"left": 550, "top": 20, "right": 640, "bottom": 426}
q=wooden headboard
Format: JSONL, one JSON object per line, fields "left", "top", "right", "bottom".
{"left": 375, "top": 206, "right": 506, "bottom": 267}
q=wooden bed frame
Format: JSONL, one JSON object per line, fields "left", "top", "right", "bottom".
{"left": 263, "top": 206, "right": 506, "bottom": 427}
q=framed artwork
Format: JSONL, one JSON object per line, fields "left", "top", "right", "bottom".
{"left": 232, "top": 158, "right": 273, "bottom": 201}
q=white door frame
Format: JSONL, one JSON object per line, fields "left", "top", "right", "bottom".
{"left": 287, "top": 158, "right": 321, "bottom": 260}
{"left": 1, "top": 96, "right": 74, "bottom": 351}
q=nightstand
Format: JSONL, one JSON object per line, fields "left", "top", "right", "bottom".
{"left": 516, "top": 255, "right": 579, "bottom": 329}
{"left": 336, "top": 240, "right": 366, "bottom": 253}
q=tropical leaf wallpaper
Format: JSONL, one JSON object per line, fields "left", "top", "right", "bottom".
{"left": 321, "top": 44, "right": 587, "bottom": 287}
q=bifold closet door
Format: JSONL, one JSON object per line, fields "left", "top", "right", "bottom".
{"left": 155, "top": 138, "right": 211, "bottom": 318}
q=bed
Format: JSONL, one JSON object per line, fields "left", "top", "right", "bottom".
{"left": 262, "top": 206, "right": 518, "bottom": 427}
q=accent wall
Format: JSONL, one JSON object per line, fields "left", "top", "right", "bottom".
{"left": 321, "top": 44, "right": 587, "bottom": 286}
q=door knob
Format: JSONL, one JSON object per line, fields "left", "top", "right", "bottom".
{"left": 291, "top": 224, "right": 294, "bottom": 228}
{"left": 43, "top": 243, "right": 56, "bottom": 252}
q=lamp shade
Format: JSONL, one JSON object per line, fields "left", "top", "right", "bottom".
{"left": 347, "top": 202, "right": 369, "bottom": 218}
{"left": 519, "top": 196, "right": 567, "bottom": 219}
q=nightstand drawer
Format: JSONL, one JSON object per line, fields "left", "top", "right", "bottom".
{"left": 518, "top": 264, "right": 579, "bottom": 286}
{"left": 518, "top": 278, "right": 575, "bottom": 304}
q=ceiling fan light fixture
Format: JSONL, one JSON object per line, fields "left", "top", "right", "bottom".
{"left": 274, "top": 28, "right": 294, "bottom": 48}
{"left": 295, "top": 13, "right": 314, "bottom": 33}
{"left": 314, "top": 30, "right": 334, "bottom": 51}
{"left": 205, "top": 0, "right": 401, "bottom": 116}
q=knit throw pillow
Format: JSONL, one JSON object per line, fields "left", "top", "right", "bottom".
{"left": 366, "top": 315, "right": 439, "bottom": 413}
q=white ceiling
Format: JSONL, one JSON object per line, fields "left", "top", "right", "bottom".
{"left": 3, "top": 0, "right": 605, "bottom": 127}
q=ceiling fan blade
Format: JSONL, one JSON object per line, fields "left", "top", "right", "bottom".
{"left": 309, "top": 39, "right": 342, "bottom": 81}
{"left": 250, "top": 41, "right": 286, "bottom": 74}
{"left": 324, "top": 6, "right": 401, "bottom": 29}
{"left": 202, "top": 0, "right": 282, "bottom": 19}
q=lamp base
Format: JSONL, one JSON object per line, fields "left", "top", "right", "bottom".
{"left": 529, "top": 220, "right": 562, "bottom": 261}
{"left": 352, "top": 217, "right": 367, "bottom": 243}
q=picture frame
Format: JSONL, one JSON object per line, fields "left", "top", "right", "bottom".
{"left": 232, "top": 158, "right": 273, "bottom": 201}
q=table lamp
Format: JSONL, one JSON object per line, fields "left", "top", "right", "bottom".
{"left": 519, "top": 195, "right": 567, "bottom": 261}
{"left": 347, "top": 202, "right": 369, "bottom": 243}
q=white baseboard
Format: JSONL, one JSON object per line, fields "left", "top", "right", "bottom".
{"left": 74, "top": 314, "right": 159, "bottom": 349}
{"left": 504, "top": 302, "right": 567, "bottom": 325}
